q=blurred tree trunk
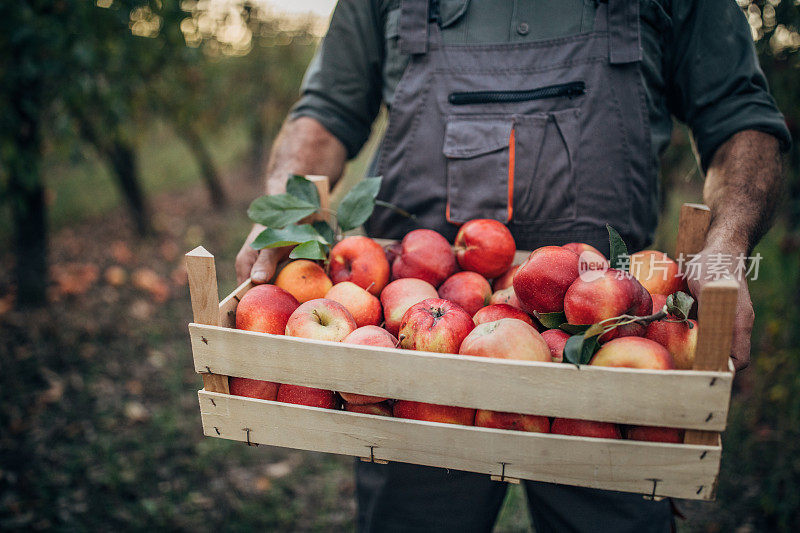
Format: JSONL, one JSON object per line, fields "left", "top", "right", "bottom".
{"left": 248, "top": 104, "right": 268, "bottom": 183}
{"left": 8, "top": 117, "right": 48, "bottom": 307}
{"left": 105, "top": 138, "right": 151, "bottom": 236}
{"left": 174, "top": 120, "right": 226, "bottom": 207}
{"left": 75, "top": 114, "right": 151, "bottom": 235}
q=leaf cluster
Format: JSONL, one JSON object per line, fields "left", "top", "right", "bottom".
{"left": 247, "top": 175, "right": 382, "bottom": 260}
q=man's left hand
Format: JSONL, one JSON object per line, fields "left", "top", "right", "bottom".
{"left": 685, "top": 245, "right": 754, "bottom": 372}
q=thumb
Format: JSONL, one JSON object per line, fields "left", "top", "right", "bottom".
{"left": 251, "top": 249, "right": 278, "bottom": 284}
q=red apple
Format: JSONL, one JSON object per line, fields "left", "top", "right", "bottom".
{"left": 276, "top": 384, "right": 337, "bottom": 409}
{"left": 325, "top": 281, "right": 382, "bottom": 328}
{"left": 472, "top": 304, "right": 534, "bottom": 327}
{"left": 563, "top": 268, "right": 652, "bottom": 341}
{"left": 393, "top": 400, "right": 475, "bottom": 426}
{"left": 513, "top": 246, "right": 580, "bottom": 314}
{"left": 229, "top": 377, "right": 279, "bottom": 401}
{"left": 398, "top": 298, "right": 474, "bottom": 353}
{"left": 562, "top": 242, "right": 605, "bottom": 258}
{"left": 380, "top": 278, "right": 439, "bottom": 336}
{"left": 285, "top": 298, "right": 357, "bottom": 342}
{"left": 344, "top": 401, "right": 393, "bottom": 417}
{"left": 342, "top": 325, "right": 399, "bottom": 347}
{"left": 438, "top": 271, "right": 492, "bottom": 316}
{"left": 563, "top": 243, "right": 610, "bottom": 283}
{"left": 338, "top": 326, "right": 398, "bottom": 404}
{"left": 551, "top": 418, "right": 622, "bottom": 439}
{"left": 492, "top": 265, "right": 520, "bottom": 292}
{"left": 475, "top": 410, "right": 550, "bottom": 433}
{"left": 589, "top": 337, "right": 675, "bottom": 370}
{"left": 235, "top": 284, "right": 299, "bottom": 334}
{"left": 626, "top": 426, "right": 684, "bottom": 443}
{"left": 629, "top": 250, "right": 686, "bottom": 296}
{"left": 459, "top": 318, "right": 550, "bottom": 361}
{"left": 329, "top": 236, "right": 390, "bottom": 296}
{"left": 392, "top": 229, "right": 456, "bottom": 287}
{"left": 541, "top": 329, "right": 571, "bottom": 363}
{"left": 459, "top": 318, "right": 550, "bottom": 431}
{"left": 645, "top": 319, "right": 698, "bottom": 370}
{"left": 454, "top": 219, "right": 516, "bottom": 278}
{"left": 490, "top": 286, "right": 523, "bottom": 310}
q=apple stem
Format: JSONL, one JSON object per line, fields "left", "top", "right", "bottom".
{"left": 366, "top": 281, "right": 376, "bottom": 293}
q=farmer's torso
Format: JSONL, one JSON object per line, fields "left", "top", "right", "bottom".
{"left": 366, "top": 0, "right": 660, "bottom": 254}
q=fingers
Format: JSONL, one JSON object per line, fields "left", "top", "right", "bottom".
{"left": 235, "top": 245, "right": 258, "bottom": 285}
{"left": 731, "top": 289, "right": 754, "bottom": 371}
{"left": 251, "top": 249, "right": 278, "bottom": 284}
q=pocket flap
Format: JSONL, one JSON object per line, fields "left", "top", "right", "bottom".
{"left": 443, "top": 118, "right": 511, "bottom": 159}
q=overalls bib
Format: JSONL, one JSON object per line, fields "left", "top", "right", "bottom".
{"left": 365, "top": 0, "right": 657, "bottom": 255}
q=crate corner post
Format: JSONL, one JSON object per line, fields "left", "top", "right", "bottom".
{"left": 683, "top": 278, "right": 738, "bottom": 445}
{"left": 185, "top": 246, "right": 230, "bottom": 394}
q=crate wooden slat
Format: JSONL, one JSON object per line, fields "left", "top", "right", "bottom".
{"left": 190, "top": 323, "right": 731, "bottom": 431}
{"left": 198, "top": 390, "right": 721, "bottom": 500}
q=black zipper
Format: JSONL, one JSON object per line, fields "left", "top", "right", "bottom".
{"left": 448, "top": 81, "right": 586, "bottom": 106}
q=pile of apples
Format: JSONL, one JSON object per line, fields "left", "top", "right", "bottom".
{"left": 233, "top": 219, "right": 697, "bottom": 444}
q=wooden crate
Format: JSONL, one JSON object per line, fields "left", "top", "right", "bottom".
{"left": 185, "top": 194, "right": 736, "bottom": 501}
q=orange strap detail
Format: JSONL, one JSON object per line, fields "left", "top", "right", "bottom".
{"left": 507, "top": 128, "right": 515, "bottom": 223}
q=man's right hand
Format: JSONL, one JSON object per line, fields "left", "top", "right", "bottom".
{"left": 235, "top": 224, "right": 289, "bottom": 285}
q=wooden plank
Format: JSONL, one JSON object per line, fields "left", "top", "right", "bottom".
{"left": 684, "top": 279, "right": 738, "bottom": 445}
{"left": 198, "top": 391, "right": 721, "bottom": 501}
{"left": 189, "top": 324, "right": 732, "bottom": 430}
{"left": 675, "top": 203, "right": 711, "bottom": 258}
{"left": 218, "top": 279, "right": 253, "bottom": 328}
{"left": 185, "top": 247, "right": 229, "bottom": 394}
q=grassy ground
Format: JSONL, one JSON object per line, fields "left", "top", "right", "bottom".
{"left": 2, "top": 122, "right": 800, "bottom": 531}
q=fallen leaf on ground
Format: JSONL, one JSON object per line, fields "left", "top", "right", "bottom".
{"left": 104, "top": 266, "right": 128, "bottom": 286}
{"left": 111, "top": 241, "right": 134, "bottom": 264}
{"left": 51, "top": 263, "right": 100, "bottom": 296}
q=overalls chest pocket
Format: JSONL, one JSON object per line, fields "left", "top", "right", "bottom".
{"left": 443, "top": 117, "right": 513, "bottom": 225}
{"left": 443, "top": 86, "right": 583, "bottom": 227}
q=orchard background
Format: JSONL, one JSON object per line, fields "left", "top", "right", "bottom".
{"left": 1, "top": 1, "right": 799, "bottom": 531}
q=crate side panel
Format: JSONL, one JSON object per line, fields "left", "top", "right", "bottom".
{"left": 198, "top": 391, "right": 720, "bottom": 500}
{"left": 190, "top": 325, "right": 732, "bottom": 431}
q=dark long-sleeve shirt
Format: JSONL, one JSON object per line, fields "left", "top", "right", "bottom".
{"left": 291, "top": 0, "right": 790, "bottom": 170}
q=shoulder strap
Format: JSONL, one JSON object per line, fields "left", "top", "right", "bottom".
{"left": 607, "top": 0, "right": 642, "bottom": 64}
{"left": 399, "top": 0, "right": 432, "bottom": 55}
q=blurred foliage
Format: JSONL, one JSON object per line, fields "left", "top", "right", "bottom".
{"left": 0, "top": 0, "right": 315, "bottom": 305}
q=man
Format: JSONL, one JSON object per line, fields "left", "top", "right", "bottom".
{"left": 236, "top": 1, "right": 789, "bottom": 531}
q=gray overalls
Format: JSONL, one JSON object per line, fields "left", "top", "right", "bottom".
{"left": 359, "top": 0, "right": 674, "bottom": 531}
{"left": 365, "top": 0, "right": 659, "bottom": 257}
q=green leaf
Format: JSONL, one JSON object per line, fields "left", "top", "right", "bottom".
{"left": 562, "top": 332, "right": 601, "bottom": 366}
{"left": 559, "top": 323, "right": 591, "bottom": 335}
{"left": 666, "top": 291, "right": 695, "bottom": 321}
{"left": 607, "top": 224, "right": 629, "bottom": 271}
{"left": 289, "top": 240, "right": 327, "bottom": 260}
{"left": 250, "top": 225, "right": 324, "bottom": 250}
{"left": 313, "top": 221, "right": 336, "bottom": 246}
{"left": 286, "top": 174, "right": 320, "bottom": 208}
{"left": 247, "top": 194, "right": 317, "bottom": 228}
{"left": 533, "top": 311, "right": 567, "bottom": 330}
{"left": 337, "top": 177, "right": 382, "bottom": 232}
